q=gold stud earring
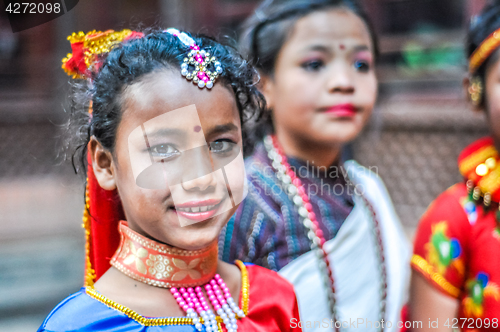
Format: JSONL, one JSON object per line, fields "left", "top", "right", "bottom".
{"left": 468, "top": 76, "right": 483, "bottom": 106}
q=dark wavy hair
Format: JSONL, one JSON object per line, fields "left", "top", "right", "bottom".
{"left": 466, "top": 1, "right": 500, "bottom": 106}
{"left": 64, "top": 29, "right": 266, "bottom": 175}
{"left": 238, "top": 0, "right": 378, "bottom": 138}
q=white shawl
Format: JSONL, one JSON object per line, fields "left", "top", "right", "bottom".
{"left": 279, "top": 161, "right": 410, "bottom": 332}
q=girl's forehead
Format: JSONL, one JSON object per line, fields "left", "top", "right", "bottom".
{"left": 290, "top": 8, "right": 372, "bottom": 49}
{"left": 120, "top": 70, "right": 239, "bottom": 130}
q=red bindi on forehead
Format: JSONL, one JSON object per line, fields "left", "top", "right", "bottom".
{"left": 194, "top": 125, "right": 202, "bottom": 132}
{"left": 339, "top": 44, "right": 345, "bottom": 50}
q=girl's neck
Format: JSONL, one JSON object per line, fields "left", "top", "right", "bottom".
{"left": 93, "top": 222, "right": 242, "bottom": 318}
{"left": 110, "top": 221, "right": 219, "bottom": 288}
{"left": 275, "top": 128, "right": 342, "bottom": 168}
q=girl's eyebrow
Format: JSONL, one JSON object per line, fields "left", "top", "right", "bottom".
{"left": 301, "top": 43, "right": 370, "bottom": 54}
{"left": 307, "top": 44, "right": 330, "bottom": 52}
{"left": 353, "top": 45, "right": 370, "bottom": 53}
{"left": 145, "top": 127, "right": 186, "bottom": 139}
{"left": 299, "top": 44, "right": 330, "bottom": 54}
{"left": 206, "top": 123, "right": 239, "bottom": 136}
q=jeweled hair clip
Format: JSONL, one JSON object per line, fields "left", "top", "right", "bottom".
{"left": 166, "top": 28, "right": 222, "bottom": 89}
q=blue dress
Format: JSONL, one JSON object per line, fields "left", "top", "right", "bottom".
{"left": 38, "top": 288, "right": 199, "bottom": 332}
{"left": 38, "top": 263, "right": 301, "bottom": 332}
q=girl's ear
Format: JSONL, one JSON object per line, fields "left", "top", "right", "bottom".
{"left": 463, "top": 76, "right": 484, "bottom": 113}
{"left": 89, "top": 136, "right": 117, "bottom": 190}
{"left": 259, "top": 74, "right": 275, "bottom": 110}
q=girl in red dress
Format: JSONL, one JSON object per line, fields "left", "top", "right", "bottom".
{"left": 38, "top": 28, "right": 300, "bottom": 332}
{"left": 410, "top": 3, "right": 500, "bottom": 330}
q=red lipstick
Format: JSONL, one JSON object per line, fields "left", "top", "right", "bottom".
{"left": 324, "top": 104, "right": 357, "bottom": 117}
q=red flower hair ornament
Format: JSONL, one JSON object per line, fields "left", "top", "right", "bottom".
{"left": 62, "top": 29, "right": 144, "bottom": 79}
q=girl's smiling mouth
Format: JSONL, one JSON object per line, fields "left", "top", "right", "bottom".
{"left": 173, "top": 198, "right": 224, "bottom": 222}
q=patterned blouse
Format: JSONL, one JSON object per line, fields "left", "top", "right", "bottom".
{"left": 220, "top": 143, "right": 354, "bottom": 271}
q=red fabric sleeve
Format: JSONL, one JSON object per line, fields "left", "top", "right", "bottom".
{"left": 399, "top": 304, "right": 409, "bottom": 332}
{"left": 239, "top": 264, "right": 301, "bottom": 331}
{"left": 412, "top": 184, "right": 471, "bottom": 298}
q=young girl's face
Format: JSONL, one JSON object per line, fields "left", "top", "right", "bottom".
{"left": 95, "top": 70, "right": 244, "bottom": 250}
{"left": 264, "top": 8, "right": 377, "bottom": 148}
{"left": 484, "top": 53, "right": 500, "bottom": 146}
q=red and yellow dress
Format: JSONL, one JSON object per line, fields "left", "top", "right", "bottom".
{"left": 412, "top": 137, "right": 500, "bottom": 329}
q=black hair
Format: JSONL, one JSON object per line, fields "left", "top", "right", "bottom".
{"left": 466, "top": 1, "right": 500, "bottom": 105}
{"left": 239, "top": 0, "right": 378, "bottom": 138}
{"left": 64, "top": 29, "right": 265, "bottom": 175}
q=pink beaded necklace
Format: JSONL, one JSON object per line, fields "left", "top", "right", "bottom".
{"left": 264, "top": 135, "right": 387, "bottom": 332}
{"left": 110, "top": 222, "right": 245, "bottom": 332}
{"left": 171, "top": 275, "right": 244, "bottom": 332}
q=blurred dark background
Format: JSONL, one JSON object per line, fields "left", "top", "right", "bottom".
{"left": 0, "top": 0, "right": 489, "bottom": 329}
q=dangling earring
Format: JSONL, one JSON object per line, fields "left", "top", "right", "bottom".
{"left": 468, "top": 76, "right": 483, "bottom": 106}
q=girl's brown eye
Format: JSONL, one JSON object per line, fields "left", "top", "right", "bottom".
{"left": 210, "top": 140, "right": 234, "bottom": 154}
{"left": 151, "top": 144, "right": 180, "bottom": 159}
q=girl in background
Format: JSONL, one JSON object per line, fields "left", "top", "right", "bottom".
{"left": 221, "top": 0, "right": 410, "bottom": 330}
{"left": 38, "top": 28, "right": 300, "bottom": 332}
{"left": 410, "top": 2, "right": 500, "bottom": 329}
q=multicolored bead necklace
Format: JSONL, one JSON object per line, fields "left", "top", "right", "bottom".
{"left": 263, "top": 135, "right": 387, "bottom": 332}
{"left": 171, "top": 274, "right": 245, "bottom": 332}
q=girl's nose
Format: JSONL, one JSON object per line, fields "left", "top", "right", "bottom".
{"left": 180, "top": 148, "right": 217, "bottom": 192}
{"left": 326, "top": 65, "right": 355, "bottom": 94}
{"left": 182, "top": 172, "right": 217, "bottom": 192}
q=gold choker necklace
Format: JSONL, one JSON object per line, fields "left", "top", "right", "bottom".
{"left": 110, "top": 221, "right": 218, "bottom": 288}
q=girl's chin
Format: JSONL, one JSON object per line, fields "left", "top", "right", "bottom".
{"left": 154, "top": 207, "right": 234, "bottom": 250}
{"left": 151, "top": 227, "right": 218, "bottom": 250}
{"left": 327, "top": 121, "right": 364, "bottom": 138}
{"left": 161, "top": 219, "right": 223, "bottom": 250}
{"left": 170, "top": 234, "right": 219, "bottom": 251}
{"left": 316, "top": 129, "right": 363, "bottom": 145}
